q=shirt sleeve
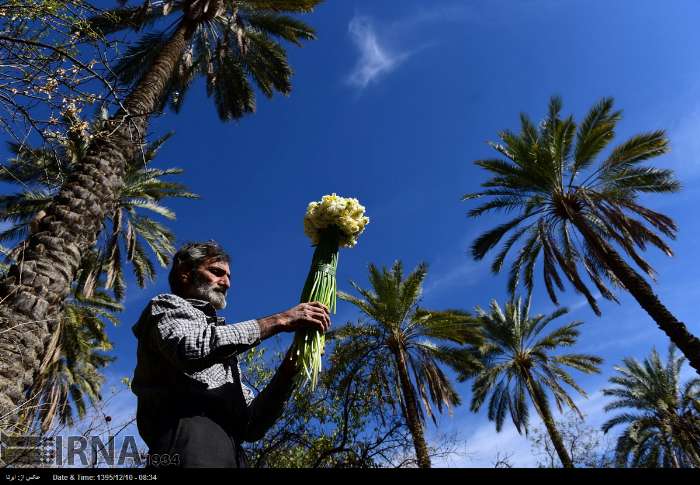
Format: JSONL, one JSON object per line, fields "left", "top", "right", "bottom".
{"left": 238, "top": 354, "right": 298, "bottom": 442}
{"left": 148, "top": 294, "right": 262, "bottom": 370}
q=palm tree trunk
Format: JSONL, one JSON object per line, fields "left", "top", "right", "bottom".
{"left": 391, "top": 345, "right": 431, "bottom": 468}
{"left": 526, "top": 373, "right": 574, "bottom": 468}
{"left": 660, "top": 428, "right": 681, "bottom": 468}
{"left": 0, "top": 21, "right": 190, "bottom": 430}
{"left": 667, "top": 440, "right": 681, "bottom": 468}
{"left": 570, "top": 212, "right": 700, "bottom": 375}
{"left": 686, "top": 436, "right": 700, "bottom": 467}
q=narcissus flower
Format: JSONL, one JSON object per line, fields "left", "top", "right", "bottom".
{"left": 294, "top": 194, "right": 369, "bottom": 389}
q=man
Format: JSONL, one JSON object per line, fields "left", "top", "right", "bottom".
{"left": 131, "top": 241, "right": 330, "bottom": 468}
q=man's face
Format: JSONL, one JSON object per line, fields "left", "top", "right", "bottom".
{"left": 184, "top": 259, "right": 231, "bottom": 310}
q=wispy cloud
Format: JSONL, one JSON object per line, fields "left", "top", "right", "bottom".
{"left": 423, "top": 260, "right": 483, "bottom": 297}
{"left": 345, "top": 5, "right": 473, "bottom": 90}
{"left": 346, "top": 16, "right": 410, "bottom": 89}
{"left": 567, "top": 292, "right": 602, "bottom": 313}
{"left": 666, "top": 104, "right": 700, "bottom": 180}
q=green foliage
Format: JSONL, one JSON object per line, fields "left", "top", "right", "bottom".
{"left": 75, "top": 3, "right": 164, "bottom": 36}
{"left": 602, "top": 345, "right": 700, "bottom": 467}
{"left": 467, "top": 297, "right": 601, "bottom": 434}
{"left": 94, "top": 0, "right": 322, "bottom": 121}
{"left": 241, "top": 343, "right": 417, "bottom": 468}
{"left": 0, "top": 119, "right": 195, "bottom": 433}
{"left": 11, "top": 257, "right": 121, "bottom": 433}
{"left": 464, "top": 97, "right": 679, "bottom": 314}
{"left": 336, "top": 260, "right": 483, "bottom": 425}
{"left": 0, "top": 124, "right": 197, "bottom": 300}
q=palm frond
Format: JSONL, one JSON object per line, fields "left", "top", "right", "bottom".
{"left": 245, "top": 12, "right": 316, "bottom": 46}
{"left": 80, "top": 4, "right": 170, "bottom": 36}
{"left": 571, "top": 97, "right": 620, "bottom": 177}
{"left": 469, "top": 296, "right": 601, "bottom": 448}
{"left": 112, "top": 31, "right": 170, "bottom": 88}
{"left": 602, "top": 345, "right": 700, "bottom": 467}
{"left": 241, "top": 0, "right": 323, "bottom": 13}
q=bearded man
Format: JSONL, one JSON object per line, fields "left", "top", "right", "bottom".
{"left": 131, "top": 241, "right": 330, "bottom": 468}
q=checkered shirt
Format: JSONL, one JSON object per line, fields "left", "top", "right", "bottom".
{"left": 131, "top": 293, "right": 295, "bottom": 442}
{"left": 131, "top": 293, "right": 260, "bottom": 400}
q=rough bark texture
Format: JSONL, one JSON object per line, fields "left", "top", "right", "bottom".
{"left": 0, "top": 22, "right": 189, "bottom": 430}
{"left": 570, "top": 212, "right": 700, "bottom": 375}
{"left": 526, "top": 374, "right": 574, "bottom": 468}
{"left": 392, "top": 345, "right": 431, "bottom": 468}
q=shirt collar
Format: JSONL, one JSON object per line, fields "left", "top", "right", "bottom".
{"left": 185, "top": 298, "right": 218, "bottom": 316}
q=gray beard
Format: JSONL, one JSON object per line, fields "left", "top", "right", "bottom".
{"left": 189, "top": 274, "right": 227, "bottom": 310}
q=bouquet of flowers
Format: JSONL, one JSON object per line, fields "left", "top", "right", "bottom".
{"left": 293, "top": 194, "right": 369, "bottom": 389}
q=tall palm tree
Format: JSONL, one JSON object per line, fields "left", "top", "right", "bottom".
{"left": 0, "top": 127, "right": 193, "bottom": 433}
{"left": 463, "top": 96, "right": 700, "bottom": 374}
{"left": 0, "top": 127, "right": 197, "bottom": 299}
{"left": 95, "top": 0, "right": 321, "bottom": 120}
{"left": 334, "top": 260, "right": 483, "bottom": 468}
{"left": 0, "top": 0, "right": 322, "bottom": 426}
{"left": 602, "top": 345, "right": 700, "bottom": 467}
{"left": 465, "top": 297, "right": 602, "bottom": 468}
{"left": 0, "top": 247, "right": 119, "bottom": 435}
{"left": 17, "top": 276, "right": 120, "bottom": 434}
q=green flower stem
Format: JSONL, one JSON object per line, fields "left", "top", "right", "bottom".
{"left": 292, "top": 226, "right": 340, "bottom": 390}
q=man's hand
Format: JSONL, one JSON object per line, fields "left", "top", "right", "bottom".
{"left": 279, "top": 302, "right": 331, "bottom": 333}
{"left": 256, "top": 302, "right": 331, "bottom": 340}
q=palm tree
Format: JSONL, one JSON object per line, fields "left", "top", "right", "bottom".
{"left": 0, "top": 125, "right": 193, "bottom": 434}
{"left": 465, "top": 297, "right": 602, "bottom": 468}
{"left": 96, "top": 0, "right": 321, "bottom": 120}
{"left": 0, "top": 246, "right": 119, "bottom": 435}
{"left": 602, "top": 345, "right": 700, "bottom": 467}
{"left": 463, "top": 96, "right": 700, "bottom": 374}
{"left": 0, "top": 126, "right": 197, "bottom": 299}
{"left": 0, "top": 0, "right": 321, "bottom": 426}
{"left": 17, "top": 277, "right": 120, "bottom": 434}
{"left": 334, "top": 260, "right": 483, "bottom": 468}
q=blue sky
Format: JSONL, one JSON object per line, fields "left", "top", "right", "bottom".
{"left": 8, "top": 0, "right": 700, "bottom": 467}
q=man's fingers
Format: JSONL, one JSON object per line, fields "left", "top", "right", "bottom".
{"left": 307, "top": 301, "right": 330, "bottom": 315}
{"left": 318, "top": 308, "right": 331, "bottom": 329}
{"left": 307, "top": 308, "right": 329, "bottom": 332}
{"left": 305, "top": 313, "right": 325, "bottom": 333}
{"left": 291, "top": 303, "right": 331, "bottom": 333}
{"left": 303, "top": 303, "right": 330, "bottom": 323}
{"left": 311, "top": 303, "right": 331, "bottom": 329}
{"left": 304, "top": 308, "right": 330, "bottom": 332}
